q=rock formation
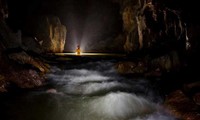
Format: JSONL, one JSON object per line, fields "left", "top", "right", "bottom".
{"left": 46, "top": 16, "right": 67, "bottom": 53}
{"left": 0, "top": 0, "right": 49, "bottom": 92}
{"left": 23, "top": 16, "right": 67, "bottom": 53}
{"left": 164, "top": 90, "right": 200, "bottom": 120}
{"left": 112, "top": 0, "right": 192, "bottom": 73}
{"left": 119, "top": 0, "right": 187, "bottom": 54}
{"left": 0, "top": 0, "right": 65, "bottom": 92}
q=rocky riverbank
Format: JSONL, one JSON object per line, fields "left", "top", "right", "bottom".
{"left": 0, "top": 0, "right": 67, "bottom": 92}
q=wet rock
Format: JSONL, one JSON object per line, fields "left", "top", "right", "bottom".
{"left": 164, "top": 90, "right": 200, "bottom": 120}
{"left": 8, "top": 51, "right": 50, "bottom": 73}
{"left": 46, "top": 88, "right": 63, "bottom": 95}
{"left": 46, "top": 88, "right": 57, "bottom": 94}
{"left": 0, "top": 75, "right": 7, "bottom": 92}
{"left": 116, "top": 51, "right": 180, "bottom": 76}
{"left": 1, "top": 45, "right": 47, "bottom": 90}
{"left": 150, "top": 55, "right": 172, "bottom": 72}
{"left": 150, "top": 51, "right": 180, "bottom": 72}
{"left": 193, "top": 93, "right": 200, "bottom": 106}
{"left": 116, "top": 61, "right": 147, "bottom": 74}
{"left": 116, "top": 61, "right": 137, "bottom": 74}
{"left": 8, "top": 69, "right": 45, "bottom": 88}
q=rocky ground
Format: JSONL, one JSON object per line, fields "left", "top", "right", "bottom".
{"left": 164, "top": 89, "right": 200, "bottom": 120}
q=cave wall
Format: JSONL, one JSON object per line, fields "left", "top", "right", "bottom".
{"left": 0, "top": 0, "right": 49, "bottom": 92}
{"left": 115, "top": 0, "right": 188, "bottom": 55}
{"left": 112, "top": 0, "right": 200, "bottom": 72}
{"left": 113, "top": 0, "right": 199, "bottom": 56}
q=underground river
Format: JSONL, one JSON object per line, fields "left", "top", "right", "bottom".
{"left": 0, "top": 60, "right": 176, "bottom": 120}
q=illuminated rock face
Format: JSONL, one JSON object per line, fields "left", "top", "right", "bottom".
{"left": 23, "top": 16, "right": 67, "bottom": 53}
{"left": 40, "top": 16, "right": 67, "bottom": 53}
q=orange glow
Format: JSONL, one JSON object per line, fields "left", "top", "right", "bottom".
{"left": 76, "top": 45, "right": 81, "bottom": 55}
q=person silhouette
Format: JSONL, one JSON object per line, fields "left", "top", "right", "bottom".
{"left": 76, "top": 45, "right": 81, "bottom": 55}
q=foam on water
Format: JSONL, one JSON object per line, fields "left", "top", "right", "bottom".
{"left": 48, "top": 69, "right": 111, "bottom": 83}
{"left": 63, "top": 81, "right": 130, "bottom": 95}
{"left": 43, "top": 61, "right": 176, "bottom": 120}
{"left": 89, "top": 92, "right": 156, "bottom": 119}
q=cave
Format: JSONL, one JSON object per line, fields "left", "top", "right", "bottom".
{"left": 6, "top": 0, "right": 124, "bottom": 52}
{"left": 1, "top": 0, "right": 200, "bottom": 120}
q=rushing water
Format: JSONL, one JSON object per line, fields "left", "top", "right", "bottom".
{"left": 0, "top": 60, "right": 175, "bottom": 120}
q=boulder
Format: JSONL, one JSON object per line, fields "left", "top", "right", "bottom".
{"left": 164, "top": 90, "right": 200, "bottom": 120}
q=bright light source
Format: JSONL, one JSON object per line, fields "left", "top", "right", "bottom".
{"left": 76, "top": 45, "right": 81, "bottom": 55}
{"left": 76, "top": 51, "right": 82, "bottom": 55}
